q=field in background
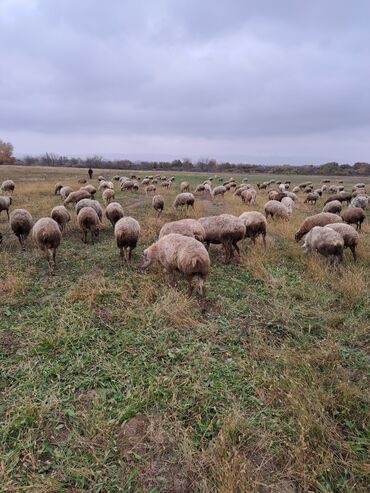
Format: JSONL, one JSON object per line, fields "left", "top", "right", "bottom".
{"left": 0, "top": 165, "right": 369, "bottom": 492}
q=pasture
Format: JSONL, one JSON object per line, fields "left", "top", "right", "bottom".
{"left": 0, "top": 165, "right": 369, "bottom": 492}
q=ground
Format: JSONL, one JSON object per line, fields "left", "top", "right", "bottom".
{"left": 0, "top": 166, "right": 369, "bottom": 493}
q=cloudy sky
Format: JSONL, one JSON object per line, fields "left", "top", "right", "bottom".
{"left": 1, "top": 0, "right": 369, "bottom": 164}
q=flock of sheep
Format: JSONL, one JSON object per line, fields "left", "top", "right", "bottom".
{"left": 0, "top": 174, "right": 368, "bottom": 309}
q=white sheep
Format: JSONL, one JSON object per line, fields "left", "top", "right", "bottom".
{"left": 32, "top": 218, "right": 62, "bottom": 273}
{"left": 10, "top": 209, "right": 33, "bottom": 250}
{"left": 105, "top": 202, "right": 124, "bottom": 227}
{"left": 302, "top": 226, "right": 344, "bottom": 267}
{"left": 114, "top": 217, "right": 141, "bottom": 266}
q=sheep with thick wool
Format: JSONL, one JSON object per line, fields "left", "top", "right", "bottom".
{"left": 302, "top": 226, "right": 344, "bottom": 267}
{"left": 51, "top": 206, "right": 70, "bottom": 232}
{"left": 295, "top": 212, "right": 342, "bottom": 241}
{"left": 105, "top": 202, "right": 124, "bottom": 227}
{"left": 10, "top": 209, "right": 33, "bottom": 250}
{"left": 32, "top": 218, "right": 62, "bottom": 273}
{"left": 114, "top": 217, "right": 141, "bottom": 266}
{"left": 159, "top": 219, "right": 205, "bottom": 242}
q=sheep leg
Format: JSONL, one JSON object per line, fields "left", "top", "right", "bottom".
{"left": 128, "top": 247, "right": 132, "bottom": 263}
{"left": 350, "top": 245, "right": 357, "bottom": 262}
{"left": 119, "top": 248, "right": 125, "bottom": 268}
{"left": 7, "top": 209, "right": 10, "bottom": 220}
{"left": 91, "top": 229, "right": 95, "bottom": 244}
{"left": 233, "top": 241, "right": 240, "bottom": 256}
{"left": 262, "top": 233, "right": 266, "bottom": 247}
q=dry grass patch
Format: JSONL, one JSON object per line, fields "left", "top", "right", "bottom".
{"left": 152, "top": 288, "right": 202, "bottom": 330}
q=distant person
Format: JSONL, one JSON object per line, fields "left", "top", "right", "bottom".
{"left": 88, "top": 168, "right": 93, "bottom": 179}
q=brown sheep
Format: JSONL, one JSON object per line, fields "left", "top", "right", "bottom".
{"left": 114, "top": 217, "right": 141, "bottom": 266}
{"left": 10, "top": 209, "right": 33, "bottom": 250}
{"left": 152, "top": 195, "right": 165, "bottom": 216}
{"left": 295, "top": 213, "right": 342, "bottom": 242}
{"left": 64, "top": 189, "right": 91, "bottom": 206}
{"left": 239, "top": 211, "right": 267, "bottom": 246}
{"left": 341, "top": 207, "right": 366, "bottom": 232}
{"left": 105, "top": 202, "right": 124, "bottom": 227}
{"left": 51, "top": 206, "right": 71, "bottom": 232}
{"left": 77, "top": 207, "right": 100, "bottom": 243}
{"left": 32, "top": 218, "right": 62, "bottom": 273}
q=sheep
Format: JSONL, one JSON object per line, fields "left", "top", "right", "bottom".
{"left": 173, "top": 193, "right": 195, "bottom": 211}
{"left": 341, "top": 207, "right": 366, "bottom": 232}
{"left": 54, "top": 182, "right": 63, "bottom": 195}
{"left": 281, "top": 196, "right": 294, "bottom": 215}
{"left": 268, "top": 190, "right": 279, "bottom": 200}
{"left": 114, "top": 217, "right": 140, "bottom": 266}
{"left": 180, "top": 181, "right": 190, "bottom": 192}
{"left": 241, "top": 189, "right": 257, "bottom": 205}
{"left": 1, "top": 180, "right": 15, "bottom": 194}
{"left": 99, "top": 180, "right": 114, "bottom": 191}
{"left": 98, "top": 176, "right": 106, "bottom": 181}
{"left": 142, "top": 178, "right": 151, "bottom": 185}
{"left": 78, "top": 178, "right": 87, "bottom": 184}
{"left": 294, "top": 212, "right": 343, "bottom": 242}
{"left": 352, "top": 189, "right": 367, "bottom": 197}
{"left": 161, "top": 181, "right": 171, "bottom": 188}
{"left": 145, "top": 184, "right": 157, "bottom": 195}
{"left": 51, "top": 206, "right": 71, "bottom": 232}
{"left": 322, "top": 200, "right": 342, "bottom": 214}
{"left": 285, "top": 191, "right": 297, "bottom": 201}
{"left": 350, "top": 195, "right": 368, "bottom": 210}
{"left": 80, "top": 184, "right": 97, "bottom": 196}
{"left": 198, "top": 214, "right": 245, "bottom": 263}
{"left": 32, "top": 218, "right": 62, "bottom": 273}
{"left": 10, "top": 209, "right": 33, "bottom": 250}
{"left": 159, "top": 219, "right": 205, "bottom": 242}
{"left": 194, "top": 184, "right": 206, "bottom": 193}
{"left": 304, "top": 192, "right": 319, "bottom": 205}
{"left": 292, "top": 186, "right": 300, "bottom": 193}
{"left": 302, "top": 226, "right": 344, "bottom": 267}
{"left": 242, "top": 178, "right": 249, "bottom": 183}
{"left": 75, "top": 199, "right": 103, "bottom": 222}
{"left": 105, "top": 202, "right": 124, "bottom": 227}
{"left": 152, "top": 195, "right": 164, "bottom": 217}
{"left": 264, "top": 200, "right": 290, "bottom": 221}
{"left": 60, "top": 186, "right": 73, "bottom": 201}
{"left": 0, "top": 196, "right": 12, "bottom": 219}
{"left": 114, "top": 175, "right": 120, "bottom": 181}
{"left": 77, "top": 207, "right": 100, "bottom": 244}
{"left": 212, "top": 185, "right": 227, "bottom": 198}
{"left": 64, "top": 189, "right": 91, "bottom": 206}
{"left": 324, "top": 192, "right": 352, "bottom": 206}
{"left": 326, "top": 223, "right": 359, "bottom": 261}
{"left": 140, "top": 233, "right": 210, "bottom": 308}
{"left": 314, "top": 188, "right": 323, "bottom": 196}
{"left": 239, "top": 211, "right": 267, "bottom": 246}
{"left": 322, "top": 179, "right": 331, "bottom": 183}
{"left": 102, "top": 188, "right": 115, "bottom": 205}
{"left": 278, "top": 183, "right": 287, "bottom": 192}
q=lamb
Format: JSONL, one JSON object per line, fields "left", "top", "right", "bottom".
{"left": 239, "top": 211, "right": 267, "bottom": 246}
{"left": 173, "top": 193, "right": 195, "bottom": 211}
{"left": 145, "top": 184, "right": 157, "bottom": 195}
{"left": 114, "top": 217, "right": 140, "bottom": 266}
{"left": 51, "top": 206, "right": 71, "bottom": 232}
{"left": 264, "top": 200, "right": 290, "bottom": 220}
{"left": 350, "top": 195, "right": 368, "bottom": 210}
{"left": 152, "top": 195, "right": 164, "bottom": 216}
{"left": 77, "top": 207, "right": 100, "bottom": 244}
{"left": 102, "top": 188, "right": 115, "bottom": 205}
{"left": 294, "top": 212, "right": 342, "bottom": 241}
{"left": 180, "top": 181, "right": 190, "bottom": 192}
{"left": 60, "top": 186, "right": 73, "bottom": 201}
{"left": 54, "top": 182, "right": 63, "bottom": 195}
{"left": 75, "top": 199, "right": 103, "bottom": 222}
{"left": 1, "top": 180, "right": 15, "bottom": 194}
{"left": 322, "top": 200, "right": 342, "bottom": 214}
{"left": 0, "top": 196, "right": 12, "bottom": 219}
{"left": 105, "top": 202, "right": 124, "bottom": 227}
{"left": 198, "top": 214, "right": 245, "bottom": 263}
{"left": 212, "top": 185, "right": 227, "bottom": 198}
{"left": 304, "top": 192, "right": 320, "bottom": 205}
{"left": 302, "top": 226, "right": 344, "bottom": 267}
{"left": 32, "top": 218, "right": 62, "bottom": 273}
{"left": 241, "top": 189, "right": 257, "bottom": 205}
{"left": 64, "top": 189, "right": 91, "bottom": 206}
{"left": 159, "top": 219, "right": 205, "bottom": 242}
{"left": 80, "top": 184, "right": 97, "bottom": 196}
{"left": 326, "top": 223, "right": 359, "bottom": 261}
{"left": 281, "top": 196, "right": 294, "bottom": 215}
{"left": 341, "top": 207, "right": 366, "bottom": 232}
{"left": 140, "top": 233, "right": 210, "bottom": 308}
{"left": 10, "top": 209, "right": 33, "bottom": 250}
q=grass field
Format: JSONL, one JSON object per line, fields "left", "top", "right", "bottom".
{"left": 0, "top": 165, "right": 369, "bottom": 492}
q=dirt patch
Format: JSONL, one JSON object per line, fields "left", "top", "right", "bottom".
{"left": 76, "top": 389, "right": 99, "bottom": 411}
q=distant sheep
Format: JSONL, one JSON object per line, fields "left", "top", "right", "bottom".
{"left": 64, "top": 189, "right": 91, "bottom": 206}
{"left": 326, "top": 223, "right": 359, "bottom": 261}
{"left": 341, "top": 207, "right": 366, "bottom": 232}
{"left": 0, "top": 196, "right": 12, "bottom": 219}
{"left": 105, "top": 202, "right": 124, "bottom": 227}
{"left": 152, "top": 195, "right": 164, "bottom": 216}
{"left": 80, "top": 184, "right": 97, "bottom": 196}
{"left": 77, "top": 207, "right": 100, "bottom": 244}
{"left": 102, "top": 188, "right": 115, "bottom": 205}
{"left": 60, "top": 186, "right": 73, "bottom": 201}
{"left": 10, "top": 209, "right": 33, "bottom": 250}
{"left": 145, "top": 184, "right": 157, "bottom": 195}
{"left": 241, "top": 189, "right": 257, "bottom": 205}
{"left": 322, "top": 200, "right": 342, "bottom": 214}
{"left": 173, "top": 193, "right": 195, "bottom": 211}
{"left": 350, "top": 195, "right": 368, "bottom": 210}
{"left": 51, "top": 206, "right": 70, "bottom": 232}
{"left": 180, "top": 181, "right": 190, "bottom": 192}
{"left": 120, "top": 180, "right": 136, "bottom": 191}
{"left": 264, "top": 200, "right": 290, "bottom": 221}
{"left": 1, "top": 180, "right": 15, "bottom": 194}
{"left": 32, "top": 218, "right": 62, "bottom": 273}
{"left": 54, "top": 182, "right": 63, "bottom": 195}
{"left": 114, "top": 217, "right": 140, "bottom": 266}
{"left": 302, "top": 226, "right": 344, "bottom": 267}
{"left": 295, "top": 213, "right": 342, "bottom": 242}
{"left": 304, "top": 192, "right": 319, "bottom": 205}
{"left": 159, "top": 219, "right": 205, "bottom": 242}
{"left": 194, "top": 184, "right": 206, "bottom": 193}
{"left": 281, "top": 197, "right": 294, "bottom": 215}
{"left": 212, "top": 185, "right": 227, "bottom": 198}
{"left": 324, "top": 192, "right": 352, "bottom": 206}
{"left": 78, "top": 178, "right": 87, "bottom": 184}
{"left": 239, "top": 211, "right": 267, "bottom": 246}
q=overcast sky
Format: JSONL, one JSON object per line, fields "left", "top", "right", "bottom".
{"left": 1, "top": 0, "right": 369, "bottom": 164}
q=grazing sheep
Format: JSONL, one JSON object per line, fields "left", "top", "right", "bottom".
{"left": 194, "top": 184, "right": 206, "bottom": 193}
{"left": 64, "top": 189, "right": 91, "bottom": 206}
{"left": 120, "top": 180, "right": 136, "bottom": 191}
{"left": 77, "top": 207, "right": 100, "bottom": 244}
{"left": 292, "top": 186, "right": 300, "bottom": 193}
{"left": 159, "top": 219, "right": 205, "bottom": 242}
{"left": 80, "top": 184, "right": 97, "bottom": 196}
{"left": 264, "top": 200, "right": 290, "bottom": 221}
{"left": 284, "top": 191, "right": 297, "bottom": 201}
{"left": 326, "top": 223, "right": 359, "bottom": 261}
{"left": 145, "top": 184, "right": 157, "bottom": 195}
{"left": 75, "top": 199, "right": 103, "bottom": 222}
{"left": 278, "top": 183, "right": 287, "bottom": 192}
{"left": 60, "top": 186, "right": 73, "bottom": 201}
{"left": 32, "top": 218, "right": 62, "bottom": 273}
{"left": 180, "top": 181, "right": 190, "bottom": 192}
{"left": 350, "top": 195, "right": 368, "bottom": 210}
{"left": 78, "top": 178, "right": 87, "bottom": 184}
{"left": 241, "top": 189, "right": 257, "bottom": 205}
{"left": 0, "top": 196, "right": 12, "bottom": 219}
{"left": 102, "top": 188, "right": 115, "bottom": 205}
{"left": 54, "top": 182, "right": 63, "bottom": 195}
{"left": 142, "top": 178, "right": 151, "bottom": 185}
{"left": 304, "top": 192, "right": 320, "bottom": 205}
{"left": 322, "top": 200, "right": 342, "bottom": 214}
{"left": 140, "top": 233, "right": 210, "bottom": 307}
{"left": 314, "top": 188, "right": 323, "bottom": 196}
{"left": 212, "top": 185, "right": 227, "bottom": 198}
{"left": 295, "top": 212, "right": 342, "bottom": 242}
{"left": 99, "top": 180, "right": 114, "bottom": 191}
{"left": 239, "top": 211, "right": 267, "bottom": 246}
{"left": 51, "top": 206, "right": 70, "bottom": 232}
{"left": 161, "top": 181, "right": 171, "bottom": 188}
{"left": 1, "top": 180, "right": 15, "bottom": 194}
{"left": 234, "top": 185, "right": 250, "bottom": 197}
{"left": 98, "top": 176, "right": 106, "bottom": 181}
{"left": 10, "top": 209, "right": 33, "bottom": 250}
{"left": 281, "top": 197, "right": 294, "bottom": 215}
{"left": 341, "top": 207, "right": 366, "bottom": 232}
{"left": 114, "top": 217, "right": 140, "bottom": 266}
{"left": 114, "top": 175, "right": 120, "bottom": 181}
{"left": 105, "top": 202, "right": 124, "bottom": 227}
{"left": 152, "top": 195, "right": 164, "bottom": 216}
{"left": 198, "top": 214, "right": 245, "bottom": 263}
{"left": 173, "top": 193, "right": 195, "bottom": 211}
{"left": 302, "top": 226, "right": 344, "bottom": 267}
{"left": 324, "top": 192, "right": 352, "bottom": 206}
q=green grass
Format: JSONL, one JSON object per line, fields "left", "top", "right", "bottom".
{"left": 0, "top": 165, "right": 369, "bottom": 492}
